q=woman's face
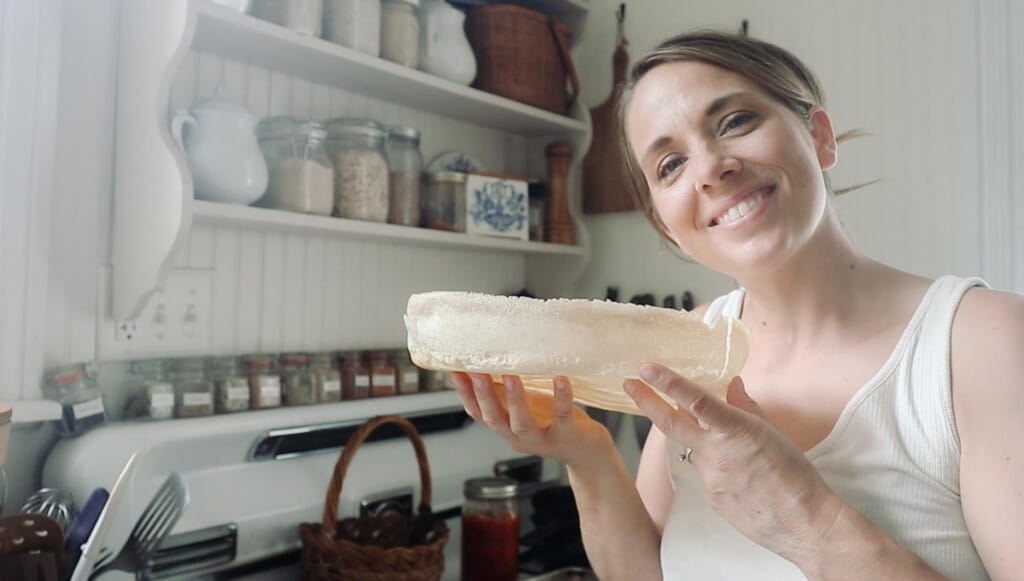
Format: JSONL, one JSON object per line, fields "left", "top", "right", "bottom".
{"left": 624, "top": 60, "right": 837, "bottom": 277}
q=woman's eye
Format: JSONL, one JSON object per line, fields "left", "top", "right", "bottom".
{"left": 658, "top": 157, "right": 685, "bottom": 180}
{"left": 721, "top": 112, "right": 754, "bottom": 135}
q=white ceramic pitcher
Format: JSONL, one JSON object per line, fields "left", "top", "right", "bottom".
{"left": 172, "top": 93, "right": 268, "bottom": 205}
{"left": 419, "top": 0, "right": 476, "bottom": 86}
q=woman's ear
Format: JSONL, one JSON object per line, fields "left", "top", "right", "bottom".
{"left": 809, "top": 108, "right": 838, "bottom": 171}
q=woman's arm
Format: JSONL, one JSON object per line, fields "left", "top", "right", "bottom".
{"left": 952, "top": 288, "right": 1024, "bottom": 580}
{"left": 636, "top": 426, "right": 673, "bottom": 534}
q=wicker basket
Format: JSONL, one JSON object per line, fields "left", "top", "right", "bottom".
{"left": 298, "top": 415, "right": 450, "bottom": 581}
{"left": 466, "top": 4, "right": 580, "bottom": 114}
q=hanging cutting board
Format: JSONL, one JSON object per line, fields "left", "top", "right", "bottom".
{"left": 583, "top": 5, "right": 634, "bottom": 214}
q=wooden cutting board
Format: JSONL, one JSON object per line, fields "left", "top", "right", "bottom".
{"left": 583, "top": 12, "right": 634, "bottom": 214}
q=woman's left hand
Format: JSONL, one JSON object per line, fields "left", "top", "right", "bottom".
{"left": 624, "top": 363, "right": 844, "bottom": 565}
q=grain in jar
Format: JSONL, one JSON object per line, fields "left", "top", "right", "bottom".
{"left": 311, "top": 353, "right": 342, "bottom": 402}
{"left": 323, "top": 0, "right": 381, "bottom": 55}
{"left": 280, "top": 353, "right": 317, "bottom": 406}
{"left": 211, "top": 356, "right": 251, "bottom": 413}
{"left": 389, "top": 349, "right": 420, "bottom": 394}
{"left": 337, "top": 351, "right": 370, "bottom": 399}
{"left": 325, "top": 118, "right": 390, "bottom": 222}
{"left": 172, "top": 358, "right": 215, "bottom": 418}
{"left": 243, "top": 354, "right": 282, "bottom": 409}
{"left": 43, "top": 363, "right": 107, "bottom": 436}
{"left": 257, "top": 117, "right": 335, "bottom": 215}
{"left": 128, "top": 359, "right": 175, "bottom": 420}
{"left": 249, "top": 0, "right": 324, "bottom": 36}
{"left": 386, "top": 126, "right": 423, "bottom": 226}
{"left": 424, "top": 171, "right": 467, "bottom": 232}
{"left": 380, "top": 0, "right": 419, "bottom": 68}
{"left": 367, "top": 350, "right": 396, "bottom": 397}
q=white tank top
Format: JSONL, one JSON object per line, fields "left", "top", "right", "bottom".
{"left": 660, "top": 275, "right": 990, "bottom": 580}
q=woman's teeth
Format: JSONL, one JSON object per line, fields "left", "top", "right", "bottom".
{"left": 717, "top": 190, "right": 767, "bottom": 226}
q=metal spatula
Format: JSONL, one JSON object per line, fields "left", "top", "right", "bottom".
{"left": 89, "top": 471, "right": 190, "bottom": 579}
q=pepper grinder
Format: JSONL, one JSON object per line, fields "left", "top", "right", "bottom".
{"left": 544, "top": 141, "right": 574, "bottom": 245}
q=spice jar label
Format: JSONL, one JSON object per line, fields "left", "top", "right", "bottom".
{"left": 151, "top": 393, "right": 175, "bottom": 409}
{"left": 355, "top": 375, "right": 370, "bottom": 388}
{"left": 323, "top": 379, "right": 341, "bottom": 394}
{"left": 372, "top": 374, "right": 395, "bottom": 386}
{"left": 260, "top": 376, "right": 282, "bottom": 400}
{"left": 228, "top": 385, "right": 250, "bottom": 401}
{"left": 403, "top": 372, "right": 419, "bottom": 385}
{"left": 183, "top": 392, "right": 212, "bottom": 407}
{"left": 72, "top": 397, "right": 105, "bottom": 420}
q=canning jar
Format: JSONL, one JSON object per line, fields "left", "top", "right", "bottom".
{"left": 280, "top": 353, "right": 317, "bottom": 406}
{"left": 323, "top": 0, "right": 381, "bottom": 55}
{"left": 389, "top": 350, "right": 420, "bottom": 394}
{"left": 367, "top": 350, "right": 396, "bottom": 397}
{"left": 461, "top": 477, "right": 519, "bottom": 581}
{"left": 380, "top": 0, "right": 419, "bottom": 68}
{"left": 172, "top": 358, "right": 214, "bottom": 418}
{"left": 211, "top": 356, "right": 251, "bottom": 413}
{"left": 424, "top": 171, "right": 466, "bottom": 232}
{"left": 325, "top": 118, "right": 390, "bottom": 222}
{"left": 128, "top": 359, "right": 175, "bottom": 420}
{"left": 311, "top": 353, "right": 342, "bottom": 402}
{"left": 249, "top": 0, "right": 324, "bottom": 37}
{"left": 43, "top": 363, "right": 106, "bottom": 436}
{"left": 243, "top": 354, "right": 282, "bottom": 409}
{"left": 386, "top": 126, "right": 423, "bottom": 226}
{"left": 257, "top": 117, "right": 335, "bottom": 215}
{"left": 337, "top": 351, "right": 370, "bottom": 399}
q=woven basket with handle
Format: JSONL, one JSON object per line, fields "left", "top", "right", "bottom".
{"left": 298, "top": 415, "right": 449, "bottom": 581}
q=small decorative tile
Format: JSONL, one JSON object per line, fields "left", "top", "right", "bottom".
{"left": 465, "top": 174, "right": 529, "bottom": 240}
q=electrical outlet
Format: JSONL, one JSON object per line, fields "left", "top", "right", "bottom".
{"left": 115, "top": 319, "right": 140, "bottom": 342}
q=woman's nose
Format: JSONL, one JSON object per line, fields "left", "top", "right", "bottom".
{"left": 692, "top": 148, "right": 741, "bottom": 195}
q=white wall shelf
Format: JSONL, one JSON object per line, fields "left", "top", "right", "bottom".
{"left": 192, "top": 1, "right": 588, "bottom": 136}
{"left": 192, "top": 201, "right": 586, "bottom": 257}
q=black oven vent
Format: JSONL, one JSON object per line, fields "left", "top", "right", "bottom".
{"left": 249, "top": 407, "right": 471, "bottom": 461}
{"left": 145, "top": 523, "right": 237, "bottom": 579}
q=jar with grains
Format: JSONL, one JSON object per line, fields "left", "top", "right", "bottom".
{"left": 323, "top": 0, "right": 381, "bottom": 55}
{"left": 257, "top": 117, "right": 335, "bottom": 216}
{"left": 386, "top": 126, "right": 423, "bottom": 226}
{"left": 280, "top": 353, "right": 317, "bottom": 406}
{"left": 337, "top": 351, "right": 370, "bottom": 399}
{"left": 311, "top": 353, "right": 342, "bottom": 402}
{"left": 249, "top": 0, "right": 323, "bottom": 37}
{"left": 172, "top": 358, "right": 214, "bottom": 418}
{"left": 211, "top": 356, "right": 250, "bottom": 413}
{"left": 380, "top": 0, "right": 420, "bottom": 68}
{"left": 325, "top": 118, "right": 390, "bottom": 222}
{"left": 126, "top": 359, "right": 175, "bottom": 420}
{"left": 461, "top": 477, "right": 520, "bottom": 581}
{"left": 367, "top": 350, "right": 397, "bottom": 397}
{"left": 243, "top": 354, "right": 282, "bottom": 409}
{"left": 389, "top": 349, "right": 420, "bottom": 394}
{"left": 424, "top": 171, "right": 466, "bottom": 232}
{"left": 43, "top": 363, "right": 106, "bottom": 436}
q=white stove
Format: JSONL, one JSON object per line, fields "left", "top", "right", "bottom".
{"left": 43, "top": 391, "right": 553, "bottom": 579}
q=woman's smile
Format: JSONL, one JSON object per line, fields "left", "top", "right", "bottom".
{"left": 708, "top": 184, "right": 775, "bottom": 228}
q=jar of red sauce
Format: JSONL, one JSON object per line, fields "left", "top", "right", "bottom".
{"left": 461, "top": 477, "right": 519, "bottom": 581}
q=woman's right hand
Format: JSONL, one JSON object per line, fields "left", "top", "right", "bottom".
{"left": 451, "top": 373, "right": 615, "bottom": 469}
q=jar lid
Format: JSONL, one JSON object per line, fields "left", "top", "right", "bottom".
{"left": 464, "top": 477, "right": 518, "bottom": 500}
{"left": 388, "top": 126, "right": 421, "bottom": 141}
{"left": 324, "top": 118, "right": 386, "bottom": 139}
{"left": 258, "top": 116, "right": 327, "bottom": 140}
{"left": 44, "top": 363, "right": 93, "bottom": 386}
{"left": 280, "top": 352, "right": 310, "bottom": 365}
{"left": 243, "top": 354, "right": 277, "bottom": 367}
{"left": 426, "top": 171, "right": 467, "bottom": 183}
{"left": 386, "top": 0, "right": 420, "bottom": 5}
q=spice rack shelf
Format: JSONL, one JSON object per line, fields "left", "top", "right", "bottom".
{"left": 192, "top": 0, "right": 588, "bottom": 135}
{"left": 192, "top": 200, "right": 587, "bottom": 256}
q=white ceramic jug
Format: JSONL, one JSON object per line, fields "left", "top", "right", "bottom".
{"left": 172, "top": 94, "right": 268, "bottom": 205}
{"left": 419, "top": 0, "right": 476, "bottom": 86}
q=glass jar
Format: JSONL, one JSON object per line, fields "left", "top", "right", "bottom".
{"left": 528, "top": 180, "right": 546, "bottom": 242}
{"left": 325, "top": 118, "right": 390, "bottom": 222}
{"left": 389, "top": 349, "right": 420, "bottom": 395}
{"left": 257, "top": 117, "right": 335, "bottom": 215}
{"left": 461, "top": 477, "right": 519, "bottom": 581}
{"left": 128, "top": 359, "right": 175, "bottom": 420}
{"left": 242, "top": 354, "right": 282, "bottom": 409}
{"left": 337, "top": 351, "right": 370, "bottom": 400}
{"left": 380, "top": 0, "right": 420, "bottom": 68}
{"left": 249, "top": 0, "right": 324, "bottom": 37}
{"left": 43, "top": 363, "right": 106, "bottom": 436}
{"left": 211, "top": 356, "right": 251, "bottom": 413}
{"left": 172, "top": 358, "right": 214, "bottom": 418}
{"left": 386, "top": 126, "right": 423, "bottom": 226}
{"left": 424, "top": 171, "right": 466, "bottom": 232}
{"left": 367, "top": 350, "right": 396, "bottom": 397}
{"left": 280, "top": 353, "right": 317, "bottom": 406}
{"left": 323, "top": 0, "right": 381, "bottom": 55}
{"left": 311, "top": 353, "right": 342, "bottom": 402}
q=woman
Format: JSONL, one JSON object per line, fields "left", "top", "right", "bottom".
{"left": 452, "top": 32, "right": 1022, "bottom": 580}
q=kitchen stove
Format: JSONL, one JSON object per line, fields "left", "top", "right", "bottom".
{"left": 43, "top": 391, "right": 556, "bottom": 579}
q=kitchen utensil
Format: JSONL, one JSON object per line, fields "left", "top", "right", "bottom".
{"left": 0, "top": 513, "right": 64, "bottom": 559}
{"left": 87, "top": 471, "right": 189, "bottom": 579}
{"left": 582, "top": 4, "right": 633, "bottom": 214}
{"left": 20, "top": 488, "right": 78, "bottom": 533}
{"left": 69, "top": 454, "right": 138, "bottom": 581}
{"left": 419, "top": 0, "right": 476, "bottom": 85}
{"left": 0, "top": 549, "right": 60, "bottom": 581}
{"left": 63, "top": 488, "right": 109, "bottom": 573}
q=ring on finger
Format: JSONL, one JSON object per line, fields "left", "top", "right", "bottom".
{"left": 678, "top": 447, "right": 694, "bottom": 464}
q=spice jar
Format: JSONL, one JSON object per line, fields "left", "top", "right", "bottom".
{"left": 337, "top": 351, "right": 370, "bottom": 399}
{"left": 172, "top": 358, "right": 214, "bottom": 418}
{"left": 461, "top": 477, "right": 519, "bottom": 581}
{"left": 243, "top": 354, "right": 282, "bottom": 409}
{"left": 380, "top": 0, "right": 420, "bottom": 68}
{"left": 323, "top": 0, "right": 381, "bottom": 55}
{"left": 211, "top": 356, "right": 250, "bottom": 413}
{"left": 311, "top": 353, "right": 342, "bottom": 402}
{"left": 257, "top": 117, "right": 335, "bottom": 215}
{"left": 389, "top": 349, "right": 420, "bottom": 394}
{"left": 424, "top": 171, "right": 466, "bottom": 232}
{"left": 325, "top": 118, "right": 390, "bottom": 222}
{"left": 127, "top": 359, "right": 175, "bottom": 420}
{"left": 280, "top": 353, "right": 318, "bottom": 406}
{"left": 366, "top": 350, "right": 396, "bottom": 397}
{"left": 250, "top": 0, "right": 324, "bottom": 37}
{"left": 43, "top": 363, "right": 106, "bottom": 436}
{"left": 385, "top": 126, "right": 423, "bottom": 226}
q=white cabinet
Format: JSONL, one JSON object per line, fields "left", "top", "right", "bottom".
{"left": 111, "top": 0, "right": 593, "bottom": 322}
